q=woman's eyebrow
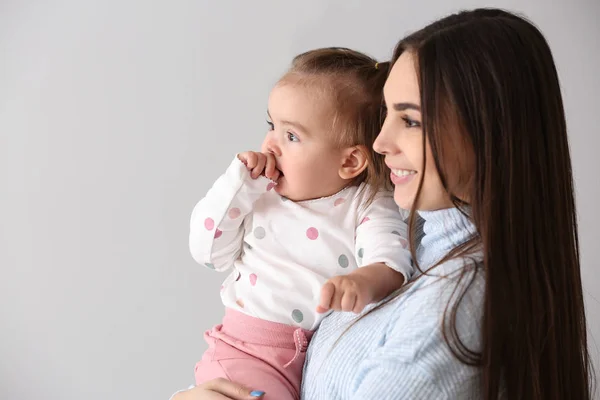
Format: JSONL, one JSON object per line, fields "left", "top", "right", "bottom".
{"left": 393, "top": 102, "right": 421, "bottom": 111}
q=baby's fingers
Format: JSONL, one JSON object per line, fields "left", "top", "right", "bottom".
{"left": 341, "top": 291, "right": 357, "bottom": 313}
{"left": 317, "top": 281, "right": 335, "bottom": 313}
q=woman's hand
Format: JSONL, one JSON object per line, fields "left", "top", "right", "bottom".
{"left": 171, "top": 379, "right": 265, "bottom": 400}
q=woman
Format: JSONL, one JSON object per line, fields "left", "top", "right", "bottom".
{"left": 174, "top": 8, "right": 592, "bottom": 399}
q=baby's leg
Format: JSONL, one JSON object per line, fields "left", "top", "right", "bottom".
{"left": 195, "top": 331, "right": 299, "bottom": 400}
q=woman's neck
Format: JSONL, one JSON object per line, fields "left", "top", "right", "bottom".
{"left": 416, "top": 207, "right": 478, "bottom": 269}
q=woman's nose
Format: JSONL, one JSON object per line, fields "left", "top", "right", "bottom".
{"left": 373, "top": 129, "right": 390, "bottom": 155}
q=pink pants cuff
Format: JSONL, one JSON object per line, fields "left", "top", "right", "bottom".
{"left": 194, "top": 309, "right": 314, "bottom": 400}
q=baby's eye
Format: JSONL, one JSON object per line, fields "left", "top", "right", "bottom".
{"left": 287, "top": 132, "right": 300, "bottom": 142}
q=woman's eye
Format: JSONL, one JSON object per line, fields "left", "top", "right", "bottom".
{"left": 402, "top": 116, "right": 421, "bottom": 128}
{"left": 287, "top": 132, "right": 300, "bottom": 142}
{"left": 266, "top": 120, "right": 274, "bottom": 130}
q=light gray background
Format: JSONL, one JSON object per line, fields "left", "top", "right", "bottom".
{"left": 1, "top": 0, "right": 598, "bottom": 399}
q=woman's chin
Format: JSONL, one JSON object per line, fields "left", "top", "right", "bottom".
{"left": 394, "top": 190, "right": 414, "bottom": 211}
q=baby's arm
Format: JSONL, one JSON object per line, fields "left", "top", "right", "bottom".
{"left": 317, "top": 192, "right": 412, "bottom": 313}
{"left": 189, "top": 154, "right": 274, "bottom": 271}
{"left": 317, "top": 263, "right": 405, "bottom": 314}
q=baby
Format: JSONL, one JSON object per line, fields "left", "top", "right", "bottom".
{"left": 188, "top": 48, "right": 412, "bottom": 400}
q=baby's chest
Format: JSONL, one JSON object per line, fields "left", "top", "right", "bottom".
{"left": 246, "top": 198, "right": 360, "bottom": 272}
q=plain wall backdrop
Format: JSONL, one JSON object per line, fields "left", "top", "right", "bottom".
{"left": 1, "top": 0, "right": 599, "bottom": 399}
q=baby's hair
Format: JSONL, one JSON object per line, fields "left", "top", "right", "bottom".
{"left": 280, "top": 47, "right": 391, "bottom": 201}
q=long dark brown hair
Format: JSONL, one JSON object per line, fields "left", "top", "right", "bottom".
{"left": 394, "top": 8, "right": 592, "bottom": 399}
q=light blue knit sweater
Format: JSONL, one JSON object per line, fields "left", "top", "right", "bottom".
{"left": 301, "top": 207, "right": 485, "bottom": 399}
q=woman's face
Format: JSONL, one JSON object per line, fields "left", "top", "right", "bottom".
{"left": 373, "top": 51, "right": 453, "bottom": 211}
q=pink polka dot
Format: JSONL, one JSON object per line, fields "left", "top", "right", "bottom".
{"left": 214, "top": 229, "right": 222, "bottom": 239}
{"left": 400, "top": 238, "right": 408, "bottom": 248}
{"left": 360, "top": 217, "right": 370, "bottom": 225}
{"left": 249, "top": 273, "right": 257, "bottom": 286}
{"left": 204, "top": 218, "right": 215, "bottom": 230}
{"left": 228, "top": 207, "right": 241, "bottom": 219}
{"left": 220, "top": 285, "right": 224, "bottom": 291}
{"left": 266, "top": 182, "right": 276, "bottom": 191}
{"left": 306, "top": 227, "right": 319, "bottom": 240}
{"left": 334, "top": 198, "right": 345, "bottom": 207}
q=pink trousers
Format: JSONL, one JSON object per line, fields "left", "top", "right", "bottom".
{"left": 194, "top": 309, "right": 313, "bottom": 400}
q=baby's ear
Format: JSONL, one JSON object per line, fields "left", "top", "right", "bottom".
{"left": 339, "top": 145, "right": 369, "bottom": 180}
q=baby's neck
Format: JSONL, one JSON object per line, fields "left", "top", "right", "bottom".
{"left": 293, "top": 184, "right": 353, "bottom": 203}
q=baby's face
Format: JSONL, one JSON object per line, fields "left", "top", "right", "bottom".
{"left": 262, "top": 83, "right": 347, "bottom": 202}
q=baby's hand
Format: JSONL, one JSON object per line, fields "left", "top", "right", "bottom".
{"left": 238, "top": 151, "right": 280, "bottom": 180}
{"left": 316, "top": 274, "right": 375, "bottom": 314}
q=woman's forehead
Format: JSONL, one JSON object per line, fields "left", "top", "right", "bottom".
{"left": 384, "top": 52, "right": 420, "bottom": 106}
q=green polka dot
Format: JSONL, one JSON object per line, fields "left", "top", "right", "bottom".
{"left": 281, "top": 196, "right": 288, "bottom": 202}
{"left": 254, "top": 227, "right": 266, "bottom": 239}
{"left": 245, "top": 243, "right": 253, "bottom": 250}
{"left": 358, "top": 248, "right": 364, "bottom": 258}
{"left": 338, "top": 254, "right": 349, "bottom": 268}
{"left": 391, "top": 231, "right": 401, "bottom": 236}
{"left": 292, "top": 309, "right": 304, "bottom": 323}
{"left": 205, "top": 263, "right": 215, "bottom": 269}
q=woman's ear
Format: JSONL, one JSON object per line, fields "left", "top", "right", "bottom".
{"left": 339, "top": 145, "right": 369, "bottom": 180}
